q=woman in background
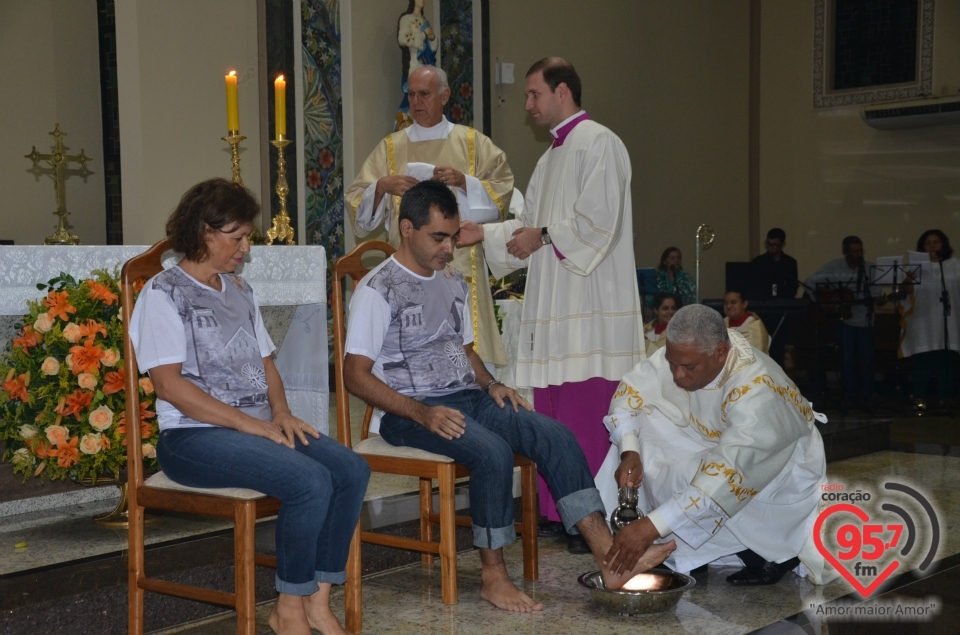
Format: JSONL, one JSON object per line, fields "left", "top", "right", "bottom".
{"left": 649, "top": 247, "right": 696, "bottom": 307}
{"left": 643, "top": 292, "right": 679, "bottom": 356}
{"left": 901, "top": 229, "right": 960, "bottom": 413}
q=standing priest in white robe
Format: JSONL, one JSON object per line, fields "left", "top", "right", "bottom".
{"left": 597, "top": 305, "right": 836, "bottom": 586}
{"left": 458, "top": 58, "right": 644, "bottom": 544}
{"left": 345, "top": 65, "right": 511, "bottom": 371}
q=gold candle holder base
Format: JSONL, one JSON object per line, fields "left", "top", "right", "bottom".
{"left": 266, "top": 134, "right": 295, "bottom": 245}
{"left": 221, "top": 130, "right": 246, "bottom": 185}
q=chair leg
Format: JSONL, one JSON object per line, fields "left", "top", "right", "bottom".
{"left": 420, "top": 478, "right": 435, "bottom": 567}
{"left": 234, "top": 502, "right": 257, "bottom": 635}
{"left": 437, "top": 464, "right": 458, "bottom": 604}
{"left": 345, "top": 522, "right": 363, "bottom": 635}
{"left": 520, "top": 463, "right": 539, "bottom": 581}
{"left": 128, "top": 503, "right": 146, "bottom": 635}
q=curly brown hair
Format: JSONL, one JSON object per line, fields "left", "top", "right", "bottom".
{"left": 165, "top": 178, "right": 260, "bottom": 262}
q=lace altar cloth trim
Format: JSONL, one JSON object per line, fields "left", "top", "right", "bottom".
{"left": 0, "top": 245, "right": 327, "bottom": 315}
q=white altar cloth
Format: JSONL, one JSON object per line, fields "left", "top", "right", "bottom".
{"left": 0, "top": 245, "right": 329, "bottom": 434}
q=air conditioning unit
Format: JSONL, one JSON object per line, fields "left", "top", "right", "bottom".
{"left": 861, "top": 95, "right": 960, "bottom": 130}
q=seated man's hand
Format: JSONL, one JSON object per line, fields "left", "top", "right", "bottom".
{"left": 488, "top": 384, "right": 533, "bottom": 412}
{"left": 273, "top": 410, "right": 321, "bottom": 447}
{"left": 420, "top": 405, "right": 466, "bottom": 440}
{"left": 376, "top": 175, "right": 419, "bottom": 197}
{"left": 615, "top": 451, "right": 643, "bottom": 488}
{"left": 458, "top": 220, "right": 483, "bottom": 246}
{"left": 603, "top": 517, "right": 675, "bottom": 580}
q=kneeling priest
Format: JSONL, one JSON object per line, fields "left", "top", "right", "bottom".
{"left": 597, "top": 305, "right": 836, "bottom": 586}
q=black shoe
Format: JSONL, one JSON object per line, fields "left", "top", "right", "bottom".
{"left": 567, "top": 532, "right": 591, "bottom": 554}
{"left": 726, "top": 557, "right": 800, "bottom": 586}
{"left": 537, "top": 518, "right": 565, "bottom": 538}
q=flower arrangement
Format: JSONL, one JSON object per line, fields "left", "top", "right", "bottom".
{"left": 0, "top": 270, "right": 158, "bottom": 483}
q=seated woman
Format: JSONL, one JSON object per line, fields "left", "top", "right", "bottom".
{"left": 723, "top": 289, "right": 770, "bottom": 355}
{"left": 129, "top": 179, "right": 370, "bottom": 635}
{"left": 648, "top": 247, "right": 696, "bottom": 307}
{"left": 643, "top": 292, "right": 679, "bottom": 356}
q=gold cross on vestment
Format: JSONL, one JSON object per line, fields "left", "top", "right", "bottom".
{"left": 25, "top": 124, "right": 92, "bottom": 245}
{"left": 684, "top": 496, "right": 702, "bottom": 511}
{"left": 713, "top": 518, "right": 723, "bottom": 534}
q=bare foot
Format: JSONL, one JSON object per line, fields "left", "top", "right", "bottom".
{"left": 480, "top": 574, "right": 544, "bottom": 612}
{"left": 303, "top": 583, "right": 348, "bottom": 635}
{"left": 478, "top": 548, "right": 544, "bottom": 612}
{"left": 268, "top": 598, "right": 313, "bottom": 635}
{"left": 602, "top": 540, "right": 677, "bottom": 590}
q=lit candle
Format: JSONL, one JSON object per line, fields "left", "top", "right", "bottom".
{"left": 275, "top": 75, "right": 286, "bottom": 137}
{"left": 225, "top": 71, "right": 239, "bottom": 132}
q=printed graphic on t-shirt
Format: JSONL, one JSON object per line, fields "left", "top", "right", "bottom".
{"left": 366, "top": 261, "right": 475, "bottom": 396}
{"left": 151, "top": 269, "right": 269, "bottom": 417}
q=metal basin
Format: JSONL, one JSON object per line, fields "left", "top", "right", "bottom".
{"left": 578, "top": 569, "right": 695, "bottom": 615}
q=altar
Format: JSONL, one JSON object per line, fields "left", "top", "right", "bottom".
{"left": 0, "top": 244, "right": 329, "bottom": 516}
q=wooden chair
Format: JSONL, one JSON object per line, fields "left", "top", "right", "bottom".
{"left": 122, "top": 239, "right": 281, "bottom": 635}
{"left": 332, "top": 241, "right": 539, "bottom": 634}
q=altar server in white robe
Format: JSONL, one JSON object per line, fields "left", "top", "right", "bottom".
{"left": 597, "top": 305, "right": 836, "bottom": 586}
{"left": 458, "top": 58, "right": 644, "bottom": 537}
{"left": 345, "top": 65, "right": 511, "bottom": 370}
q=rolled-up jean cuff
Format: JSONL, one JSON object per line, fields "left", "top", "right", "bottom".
{"left": 276, "top": 575, "right": 320, "bottom": 596}
{"left": 556, "top": 488, "right": 605, "bottom": 535}
{"left": 472, "top": 523, "right": 517, "bottom": 551}
{"left": 317, "top": 570, "right": 347, "bottom": 585}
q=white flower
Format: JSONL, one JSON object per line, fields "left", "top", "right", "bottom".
{"left": 18, "top": 424, "right": 38, "bottom": 439}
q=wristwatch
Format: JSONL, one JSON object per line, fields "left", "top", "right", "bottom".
{"left": 540, "top": 227, "right": 552, "bottom": 245}
{"left": 485, "top": 379, "right": 505, "bottom": 392}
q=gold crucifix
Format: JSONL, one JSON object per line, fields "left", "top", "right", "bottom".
{"left": 25, "top": 124, "right": 92, "bottom": 245}
{"left": 684, "top": 496, "right": 702, "bottom": 511}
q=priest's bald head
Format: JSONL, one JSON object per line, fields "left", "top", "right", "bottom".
{"left": 525, "top": 57, "right": 582, "bottom": 129}
{"left": 664, "top": 305, "right": 731, "bottom": 392}
{"left": 408, "top": 66, "right": 450, "bottom": 127}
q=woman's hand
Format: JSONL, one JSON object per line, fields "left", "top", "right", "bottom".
{"left": 273, "top": 411, "right": 321, "bottom": 447}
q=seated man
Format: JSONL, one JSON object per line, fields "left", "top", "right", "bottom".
{"left": 344, "top": 181, "right": 674, "bottom": 611}
{"left": 596, "top": 305, "right": 835, "bottom": 586}
{"left": 722, "top": 288, "right": 770, "bottom": 355}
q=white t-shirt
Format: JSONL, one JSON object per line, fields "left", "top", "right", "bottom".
{"left": 130, "top": 266, "right": 275, "bottom": 431}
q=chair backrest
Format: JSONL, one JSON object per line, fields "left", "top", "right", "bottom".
{"left": 331, "top": 240, "right": 396, "bottom": 449}
{"left": 121, "top": 239, "right": 171, "bottom": 489}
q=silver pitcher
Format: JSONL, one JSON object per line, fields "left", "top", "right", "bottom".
{"left": 610, "top": 486, "right": 642, "bottom": 534}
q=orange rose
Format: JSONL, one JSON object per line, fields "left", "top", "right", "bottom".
{"left": 62, "top": 322, "right": 82, "bottom": 343}
{"left": 139, "top": 377, "right": 154, "bottom": 395}
{"left": 141, "top": 443, "right": 156, "bottom": 459}
{"left": 45, "top": 425, "right": 69, "bottom": 446}
{"left": 88, "top": 405, "right": 114, "bottom": 431}
{"left": 40, "top": 357, "right": 61, "bottom": 376}
{"left": 101, "top": 348, "right": 121, "bottom": 367}
{"left": 77, "top": 373, "right": 98, "bottom": 390}
{"left": 33, "top": 312, "right": 55, "bottom": 333}
{"left": 79, "top": 433, "right": 102, "bottom": 455}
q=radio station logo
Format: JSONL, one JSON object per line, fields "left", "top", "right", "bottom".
{"left": 814, "top": 481, "right": 941, "bottom": 598}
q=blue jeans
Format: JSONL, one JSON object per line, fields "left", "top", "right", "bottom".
{"left": 157, "top": 427, "right": 370, "bottom": 595}
{"left": 836, "top": 323, "right": 875, "bottom": 400}
{"left": 380, "top": 389, "right": 604, "bottom": 551}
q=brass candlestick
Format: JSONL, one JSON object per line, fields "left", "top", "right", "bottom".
{"left": 266, "top": 135, "right": 295, "bottom": 245}
{"left": 221, "top": 130, "right": 246, "bottom": 185}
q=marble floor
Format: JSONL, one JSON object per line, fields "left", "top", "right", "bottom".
{"left": 156, "top": 446, "right": 960, "bottom": 635}
{"left": 3, "top": 403, "right": 960, "bottom": 634}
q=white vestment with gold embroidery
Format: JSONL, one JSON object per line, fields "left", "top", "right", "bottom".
{"left": 596, "top": 331, "right": 833, "bottom": 582}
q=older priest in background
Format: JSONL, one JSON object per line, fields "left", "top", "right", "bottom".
{"left": 345, "top": 65, "right": 511, "bottom": 372}
{"left": 596, "top": 305, "right": 836, "bottom": 586}
{"left": 459, "top": 57, "right": 644, "bottom": 551}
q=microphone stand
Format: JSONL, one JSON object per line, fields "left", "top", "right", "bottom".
{"left": 939, "top": 256, "right": 951, "bottom": 351}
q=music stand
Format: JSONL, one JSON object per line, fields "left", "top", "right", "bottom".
{"left": 871, "top": 264, "right": 922, "bottom": 407}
